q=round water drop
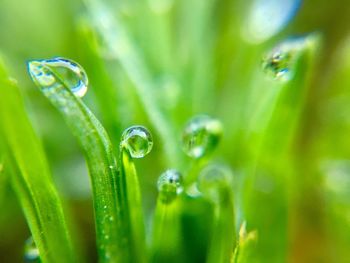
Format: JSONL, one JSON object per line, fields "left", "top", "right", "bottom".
{"left": 121, "top": 126, "right": 153, "bottom": 158}
{"left": 198, "top": 164, "right": 232, "bottom": 203}
{"left": 182, "top": 115, "right": 223, "bottom": 159}
{"left": 27, "top": 57, "right": 88, "bottom": 97}
{"left": 262, "top": 37, "right": 308, "bottom": 81}
{"left": 157, "top": 169, "right": 183, "bottom": 203}
{"left": 24, "top": 237, "right": 40, "bottom": 262}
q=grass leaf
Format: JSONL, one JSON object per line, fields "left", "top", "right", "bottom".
{"left": 0, "top": 61, "right": 77, "bottom": 263}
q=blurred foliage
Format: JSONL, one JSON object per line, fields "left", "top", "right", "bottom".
{"left": 1, "top": 0, "right": 350, "bottom": 262}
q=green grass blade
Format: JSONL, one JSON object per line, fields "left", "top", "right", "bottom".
{"left": 151, "top": 198, "right": 183, "bottom": 263}
{"left": 206, "top": 188, "right": 236, "bottom": 263}
{"left": 27, "top": 59, "right": 132, "bottom": 262}
{"left": 0, "top": 63, "right": 77, "bottom": 263}
{"left": 243, "top": 36, "right": 320, "bottom": 262}
{"left": 118, "top": 148, "right": 147, "bottom": 263}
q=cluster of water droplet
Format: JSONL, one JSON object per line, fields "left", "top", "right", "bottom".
{"left": 157, "top": 169, "right": 184, "bottom": 204}
{"left": 181, "top": 115, "right": 223, "bottom": 159}
{"left": 120, "top": 125, "right": 153, "bottom": 158}
{"left": 28, "top": 57, "right": 89, "bottom": 97}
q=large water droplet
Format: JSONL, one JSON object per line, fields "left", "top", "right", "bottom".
{"left": 27, "top": 57, "right": 88, "bottom": 97}
{"left": 243, "top": 0, "right": 302, "bottom": 43}
{"left": 121, "top": 125, "right": 153, "bottom": 158}
{"left": 198, "top": 164, "right": 232, "bottom": 202}
{"left": 157, "top": 169, "right": 183, "bottom": 203}
{"left": 182, "top": 115, "right": 223, "bottom": 159}
{"left": 262, "top": 37, "right": 308, "bottom": 81}
{"left": 24, "top": 237, "right": 40, "bottom": 262}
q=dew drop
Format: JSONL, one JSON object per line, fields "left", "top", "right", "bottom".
{"left": 24, "top": 237, "right": 40, "bottom": 262}
{"left": 198, "top": 164, "right": 232, "bottom": 202}
{"left": 121, "top": 126, "right": 153, "bottom": 158}
{"left": 262, "top": 37, "right": 309, "bottom": 81}
{"left": 157, "top": 169, "right": 183, "bottom": 204}
{"left": 182, "top": 115, "right": 223, "bottom": 159}
{"left": 27, "top": 57, "right": 88, "bottom": 97}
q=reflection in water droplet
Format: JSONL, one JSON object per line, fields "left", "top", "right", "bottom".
{"left": 262, "top": 37, "right": 308, "bottom": 81}
{"left": 157, "top": 169, "right": 183, "bottom": 204}
{"left": 243, "top": 0, "right": 302, "bottom": 43}
{"left": 24, "top": 237, "right": 40, "bottom": 262}
{"left": 182, "top": 115, "right": 223, "bottom": 159}
{"left": 198, "top": 164, "right": 232, "bottom": 202}
{"left": 121, "top": 126, "right": 153, "bottom": 158}
{"left": 27, "top": 57, "right": 89, "bottom": 97}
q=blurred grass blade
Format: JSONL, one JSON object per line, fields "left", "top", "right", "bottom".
{"left": 243, "top": 35, "right": 320, "bottom": 262}
{"left": 206, "top": 188, "right": 235, "bottom": 263}
{"left": 83, "top": 0, "right": 181, "bottom": 166}
{"left": 27, "top": 59, "right": 131, "bottom": 262}
{"left": 118, "top": 148, "right": 147, "bottom": 263}
{"left": 151, "top": 198, "right": 183, "bottom": 262}
{"left": 0, "top": 62, "right": 77, "bottom": 263}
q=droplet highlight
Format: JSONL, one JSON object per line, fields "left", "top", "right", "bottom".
{"left": 121, "top": 125, "right": 153, "bottom": 158}
{"left": 27, "top": 57, "right": 88, "bottom": 97}
{"left": 182, "top": 115, "right": 223, "bottom": 159}
{"left": 24, "top": 237, "right": 40, "bottom": 262}
{"left": 262, "top": 37, "right": 309, "bottom": 81}
{"left": 198, "top": 164, "right": 232, "bottom": 202}
{"left": 157, "top": 169, "right": 183, "bottom": 203}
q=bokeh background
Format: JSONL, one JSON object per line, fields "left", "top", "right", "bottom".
{"left": 1, "top": 0, "right": 350, "bottom": 262}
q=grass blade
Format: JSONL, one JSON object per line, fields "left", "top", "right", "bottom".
{"left": 118, "top": 148, "right": 147, "bottom": 263}
{"left": 27, "top": 59, "right": 132, "bottom": 262}
{"left": 0, "top": 62, "right": 77, "bottom": 263}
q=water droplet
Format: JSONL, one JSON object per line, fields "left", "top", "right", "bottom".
{"left": 24, "top": 237, "right": 40, "bottom": 262}
{"left": 121, "top": 126, "right": 153, "bottom": 158}
{"left": 182, "top": 115, "right": 223, "bottom": 159}
{"left": 198, "top": 164, "right": 232, "bottom": 202}
{"left": 262, "top": 37, "right": 308, "bottom": 81}
{"left": 27, "top": 57, "right": 88, "bottom": 97}
{"left": 243, "top": 0, "right": 302, "bottom": 43}
{"left": 157, "top": 169, "right": 183, "bottom": 204}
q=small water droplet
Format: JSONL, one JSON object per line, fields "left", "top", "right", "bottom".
{"left": 157, "top": 169, "right": 183, "bottom": 204}
{"left": 182, "top": 115, "right": 223, "bottom": 159}
{"left": 121, "top": 126, "right": 153, "bottom": 158}
{"left": 198, "top": 164, "right": 232, "bottom": 202}
{"left": 262, "top": 37, "right": 308, "bottom": 81}
{"left": 27, "top": 57, "right": 88, "bottom": 97}
{"left": 24, "top": 237, "right": 40, "bottom": 262}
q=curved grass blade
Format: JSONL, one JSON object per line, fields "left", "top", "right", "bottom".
{"left": 27, "top": 59, "right": 131, "bottom": 262}
{"left": 0, "top": 63, "right": 77, "bottom": 263}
